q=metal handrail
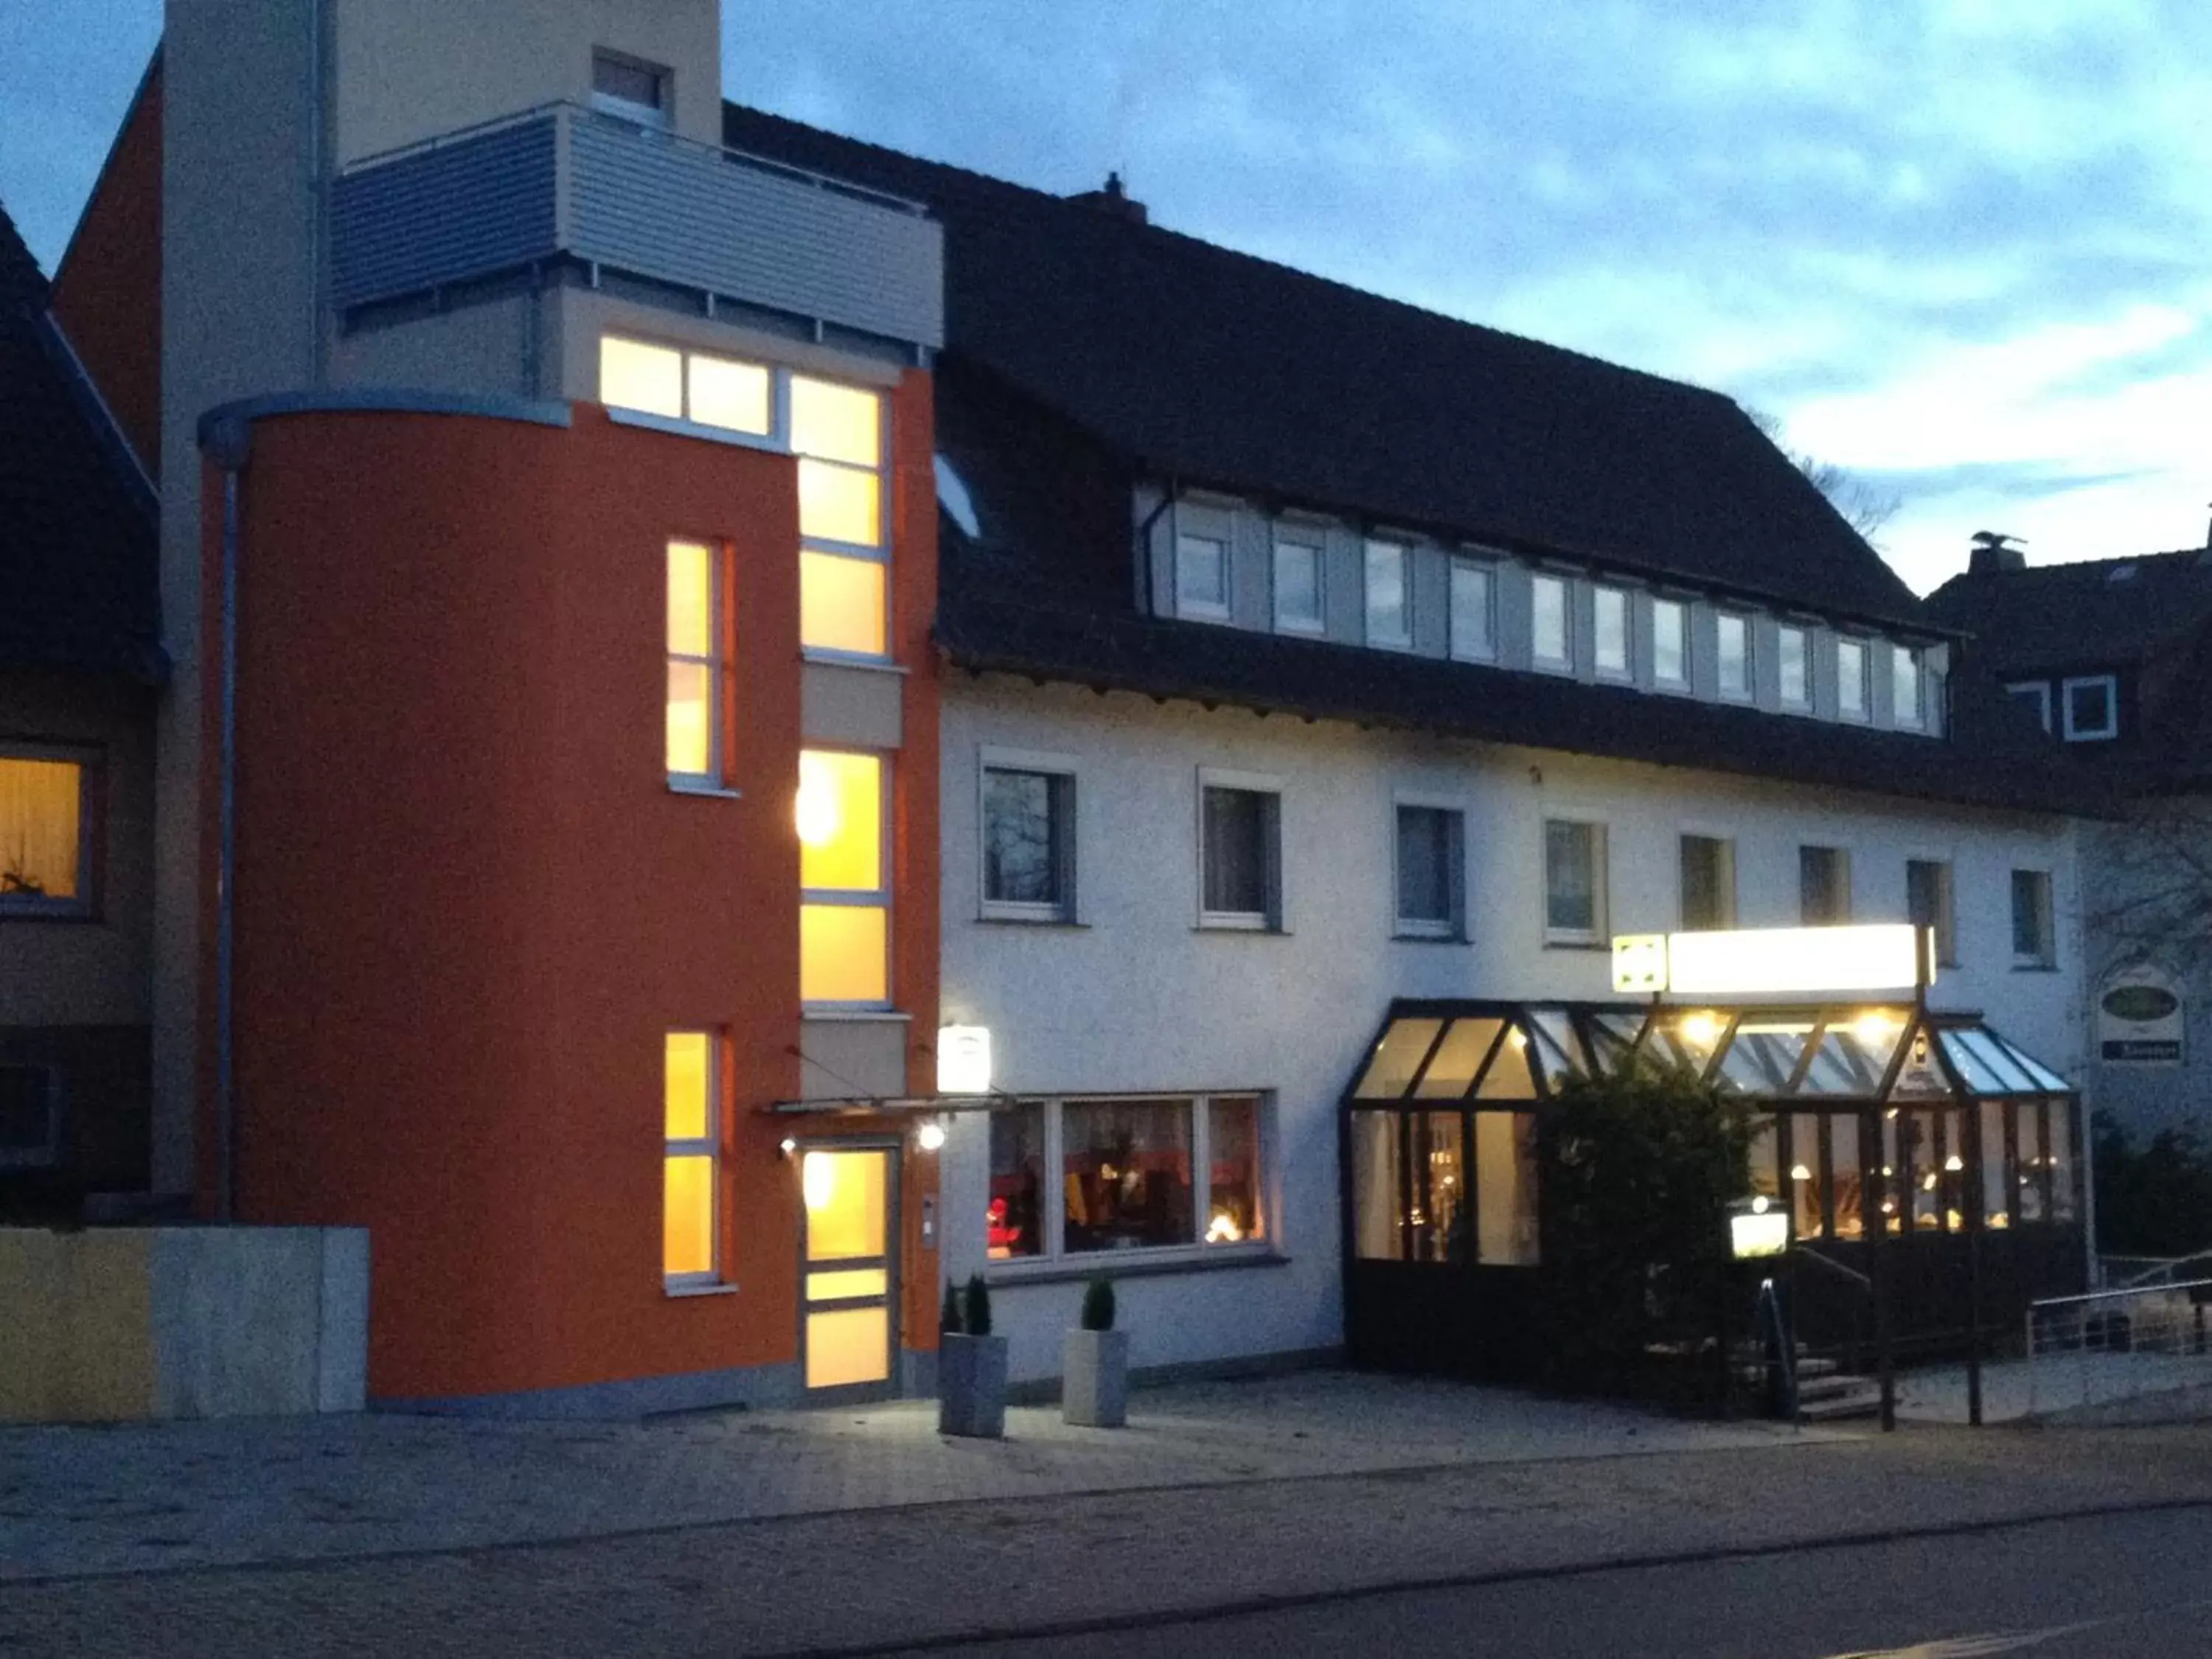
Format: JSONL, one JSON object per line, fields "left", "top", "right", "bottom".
{"left": 1756, "top": 1276, "right": 1798, "bottom": 1420}
{"left": 2117, "top": 1251, "right": 2212, "bottom": 1290}
{"left": 2034, "top": 1276, "right": 2212, "bottom": 1311}
{"left": 1793, "top": 1242, "right": 1873, "bottom": 1293}
{"left": 338, "top": 100, "right": 932, "bottom": 216}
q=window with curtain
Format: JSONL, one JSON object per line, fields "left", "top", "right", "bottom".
{"left": 798, "top": 749, "right": 889, "bottom": 1005}
{"left": 1395, "top": 804, "right": 1464, "bottom": 939}
{"left": 1201, "top": 782, "right": 1281, "bottom": 928}
{"left": 0, "top": 753, "right": 88, "bottom": 916}
{"left": 662, "top": 1032, "right": 720, "bottom": 1285}
{"left": 1679, "top": 835, "right": 1736, "bottom": 932}
{"left": 1543, "top": 819, "right": 1605, "bottom": 945}
{"left": 664, "top": 540, "right": 724, "bottom": 785}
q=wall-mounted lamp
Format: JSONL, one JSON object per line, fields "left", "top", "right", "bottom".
{"left": 917, "top": 1119, "right": 947, "bottom": 1153}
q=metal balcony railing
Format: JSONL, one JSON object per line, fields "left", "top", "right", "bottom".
{"left": 330, "top": 103, "right": 944, "bottom": 352}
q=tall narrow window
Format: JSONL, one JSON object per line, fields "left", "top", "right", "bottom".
{"left": 1652, "top": 599, "right": 1688, "bottom": 687}
{"left": 0, "top": 749, "right": 91, "bottom": 917}
{"left": 1200, "top": 777, "right": 1282, "bottom": 930}
{"left": 1365, "top": 540, "right": 1411, "bottom": 649}
{"left": 1679, "top": 834, "right": 1736, "bottom": 932}
{"left": 1449, "top": 558, "right": 1495, "bottom": 661}
{"left": 1800, "top": 845, "right": 1851, "bottom": 925}
{"left": 1177, "top": 533, "right": 1230, "bottom": 621}
{"left": 798, "top": 750, "right": 890, "bottom": 1004}
{"left": 981, "top": 759, "right": 1075, "bottom": 922}
{"left": 1717, "top": 613, "right": 1753, "bottom": 700}
{"left": 1837, "top": 638, "right": 1869, "bottom": 720}
{"left": 793, "top": 375, "right": 888, "bottom": 658}
{"left": 1531, "top": 574, "right": 1572, "bottom": 669}
{"left": 2011, "top": 869, "right": 2056, "bottom": 967}
{"left": 1543, "top": 819, "right": 1607, "bottom": 945}
{"left": 1907, "top": 858, "right": 1956, "bottom": 967}
{"left": 663, "top": 1032, "right": 720, "bottom": 1285}
{"left": 1593, "top": 585, "right": 1630, "bottom": 678}
{"left": 1394, "top": 804, "right": 1464, "bottom": 939}
{"left": 1778, "top": 625, "right": 1809, "bottom": 709}
{"left": 665, "top": 539, "right": 723, "bottom": 785}
{"left": 1892, "top": 644, "right": 1924, "bottom": 728}
{"left": 1273, "top": 535, "right": 1324, "bottom": 635}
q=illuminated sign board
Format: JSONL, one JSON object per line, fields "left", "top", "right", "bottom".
{"left": 1611, "top": 925, "right": 1928, "bottom": 998}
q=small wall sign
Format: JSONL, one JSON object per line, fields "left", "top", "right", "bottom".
{"left": 2097, "top": 965, "right": 2183, "bottom": 1065}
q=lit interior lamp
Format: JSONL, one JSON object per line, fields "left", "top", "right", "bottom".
{"left": 1790, "top": 1164, "right": 1813, "bottom": 1182}
{"left": 1680, "top": 1012, "right": 1722, "bottom": 1050}
{"left": 1922, "top": 1172, "right": 1938, "bottom": 1192}
{"left": 1206, "top": 1211, "right": 1244, "bottom": 1243}
{"left": 1944, "top": 1154, "right": 1964, "bottom": 1172}
{"left": 794, "top": 754, "right": 841, "bottom": 846}
{"left": 917, "top": 1119, "right": 947, "bottom": 1153}
{"left": 801, "top": 1150, "right": 836, "bottom": 1213}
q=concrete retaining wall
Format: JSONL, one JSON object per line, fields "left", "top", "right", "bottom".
{"left": 0, "top": 1225, "right": 368, "bottom": 1422}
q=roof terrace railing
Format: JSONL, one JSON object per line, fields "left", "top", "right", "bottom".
{"left": 330, "top": 102, "right": 944, "bottom": 352}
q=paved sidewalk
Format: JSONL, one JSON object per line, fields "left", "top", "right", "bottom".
{"left": 0, "top": 1371, "right": 1826, "bottom": 1581}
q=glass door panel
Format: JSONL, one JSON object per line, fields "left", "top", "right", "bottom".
{"left": 801, "top": 1147, "right": 895, "bottom": 1391}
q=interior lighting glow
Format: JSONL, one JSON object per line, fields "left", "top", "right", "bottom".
{"left": 1680, "top": 1012, "right": 1723, "bottom": 1050}
{"left": 1206, "top": 1212, "right": 1245, "bottom": 1244}
{"left": 1944, "top": 1155, "right": 1964, "bottom": 1172}
{"left": 802, "top": 1150, "right": 837, "bottom": 1214}
{"left": 1853, "top": 1012, "right": 1904, "bottom": 1047}
{"left": 1790, "top": 1164, "right": 1814, "bottom": 1182}
{"left": 795, "top": 753, "right": 843, "bottom": 846}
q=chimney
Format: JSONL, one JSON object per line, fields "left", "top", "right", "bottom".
{"left": 1068, "top": 171, "right": 1148, "bottom": 226}
{"left": 1969, "top": 530, "right": 2027, "bottom": 575}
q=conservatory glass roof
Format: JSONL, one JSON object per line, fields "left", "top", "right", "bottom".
{"left": 1345, "top": 1000, "right": 2072, "bottom": 1108}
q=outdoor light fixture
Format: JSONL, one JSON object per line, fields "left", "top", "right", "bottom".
{"left": 779, "top": 1137, "right": 797, "bottom": 1156}
{"left": 1729, "top": 1197, "right": 1789, "bottom": 1259}
{"left": 916, "top": 1120, "right": 947, "bottom": 1153}
{"left": 1613, "top": 925, "right": 1927, "bottom": 998}
{"left": 1678, "top": 1011, "right": 1723, "bottom": 1049}
{"left": 936, "top": 1025, "right": 993, "bottom": 1095}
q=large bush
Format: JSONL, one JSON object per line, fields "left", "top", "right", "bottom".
{"left": 1539, "top": 1054, "right": 1756, "bottom": 1390}
{"left": 2093, "top": 1110, "right": 2212, "bottom": 1258}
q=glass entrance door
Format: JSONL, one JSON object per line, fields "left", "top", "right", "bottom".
{"left": 800, "top": 1146, "right": 897, "bottom": 1393}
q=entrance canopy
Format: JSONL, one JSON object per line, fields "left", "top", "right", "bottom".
{"left": 1346, "top": 1000, "right": 2071, "bottom": 1110}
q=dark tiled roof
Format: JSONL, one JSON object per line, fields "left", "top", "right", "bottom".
{"left": 0, "top": 201, "right": 162, "bottom": 683}
{"left": 725, "top": 104, "right": 1929, "bottom": 634}
{"left": 1925, "top": 550, "right": 2212, "bottom": 677}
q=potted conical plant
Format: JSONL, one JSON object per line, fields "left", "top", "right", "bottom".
{"left": 938, "top": 1273, "right": 1008, "bottom": 1438}
{"left": 1062, "top": 1274, "right": 1128, "bottom": 1427}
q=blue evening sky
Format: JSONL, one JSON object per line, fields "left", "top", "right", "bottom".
{"left": 4, "top": 1, "right": 2206, "bottom": 592}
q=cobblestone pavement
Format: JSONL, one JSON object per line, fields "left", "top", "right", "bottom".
{"left": 4, "top": 1422, "right": 2211, "bottom": 1658}
{"left": 0, "top": 1371, "right": 1823, "bottom": 1581}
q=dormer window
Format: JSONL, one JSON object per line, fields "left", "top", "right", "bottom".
{"left": 1891, "top": 644, "right": 1924, "bottom": 730}
{"left": 2061, "top": 675, "right": 2118, "bottom": 742}
{"left": 1531, "top": 574, "right": 1573, "bottom": 672}
{"left": 1837, "top": 638, "right": 1869, "bottom": 720}
{"left": 1177, "top": 533, "right": 1231, "bottom": 621}
{"left": 1593, "top": 585, "right": 1630, "bottom": 680}
{"left": 1777, "top": 625, "right": 1810, "bottom": 709}
{"left": 593, "top": 50, "right": 672, "bottom": 128}
{"left": 1717, "top": 613, "right": 1752, "bottom": 701}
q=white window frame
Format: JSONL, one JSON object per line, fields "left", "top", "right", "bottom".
{"left": 1891, "top": 643, "right": 1925, "bottom": 730}
{"left": 2061, "top": 674, "right": 2118, "bottom": 742}
{"left": 799, "top": 748, "right": 894, "bottom": 1011}
{"left": 1270, "top": 532, "right": 1326, "bottom": 636}
{"left": 978, "top": 745, "right": 1079, "bottom": 924}
{"left": 1837, "top": 637, "right": 1871, "bottom": 722}
{"left": 1175, "top": 531, "right": 1233, "bottom": 622}
{"left": 663, "top": 1031, "right": 723, "bottom": 1292}
{"left": 2008, "top": 681, "right": 2053, "bottom": 734}
{"left": 1905, "top": 855, "right": 1958, "bottom": 968}
{"left": 1542, "top": 817, "right": 1608, "bottom": 947}
{"left": 1363, "top": 538, "right": 1413, "bottom": 651}
{"left": 591, "top": 49, "right": 672, "bottom": 129}
{"left": 1777, "top": 624, "right": 1812, "bottom": 711}
{"left": 1392, "top": 794, "right": 1467, "bottom": 942}
{"left": 0, "top": 742, "right": 97, "bottom": 919}
{"left": 1593, "top": 585, "right": 1632, "bottom": 681}
{"left": 1651, "top": 597, "right": 1690, "bottom": 690}
{"left": 1677, "top": 831, "right": 1738, "bottom": 932}
{"left": 598, "top": 336, "right": 895, "bottom": 664}
{"left": 1197, "top": 766, "right": 1284, "bottom": 932}
{"left": 2011, "top": 868, "right": 2057, "bottom": 969}
{"left": 1448, "top": 556, "right": 1498, "bottom": 663}
{"left": 986, "top": 1093, "right": 1275, "bottom": 1273}
{"left": 1717, "top": 612, "right": 1754, "bottom": 703}
{"left": 1531, "top": 572, "right": 1574, "bottom": 673}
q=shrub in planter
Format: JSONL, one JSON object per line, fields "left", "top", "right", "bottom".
{"left": 1063, "top": 1274, "right": 1129, "bottom": 1427}
{"left": 939, "top": 1273, "right": 1006, "bottom": 1438}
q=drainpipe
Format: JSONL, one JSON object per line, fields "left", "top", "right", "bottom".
{"left": 1133, "top": 478, "right": 1178, "bottom": 617}
{"left": 203, "top": 413, "right": 254, "bottom": 1221}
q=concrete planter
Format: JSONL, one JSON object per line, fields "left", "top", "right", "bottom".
{"left": 1061, "top": 1327, "right": 1130, "bottom": 1427}
{"left": 936, "top": 1332, "right": 1008, "bottom": 1438}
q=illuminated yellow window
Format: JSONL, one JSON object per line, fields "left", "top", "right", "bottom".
{"left": 689, "top": 352, "right": 772, "bottom": 436}
{"left": 662, "top": 1031, "right": 720, "bottom": 1284}
{"left": 790, "top": 376, "right": 882, "bottom": 467}
{"left": 666, "top": 540, "right": 721, "bottom": 781}
{"left": 796, "top": 751, "right": 882, "bottom": 891}
{"left": 0, "top": 754, "right": 87, "bottom": 914}
{"left": 800, "top": 551, "right": 888, "bottom": 657}
{"left": 600, "top": 335, "right": 683, "bottom": 420}
{"left": 798, "top": 459, "right": 882, "bottom": 548}
{"left": 800, "top": 903, "right": 888, "bottom": 1004}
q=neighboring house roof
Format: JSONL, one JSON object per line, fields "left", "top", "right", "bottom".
{"left": 0, "top": 200, "right": 163, "bottom": 684}
{"left": 1926, "top": 549, "right": 2212, "bottom": 678}
{"left": 726, "top": 105, "right": 2101, "bottom": 818}
{"left": 723, "top": 105, "right": 1930, "bottom": 635}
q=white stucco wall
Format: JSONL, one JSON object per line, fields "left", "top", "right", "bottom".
{"left": 938, "top": 675, "right": 2085, "bottom": 1384}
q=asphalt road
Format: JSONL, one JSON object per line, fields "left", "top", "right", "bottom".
{"left": 911, "top": 1507, "right": 2212, "bottom": 1659}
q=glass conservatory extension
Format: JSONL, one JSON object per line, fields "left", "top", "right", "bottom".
{"left": 1340, "top": 999, "right": 2087, "bottom": 1378}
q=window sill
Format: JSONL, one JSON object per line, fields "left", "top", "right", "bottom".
{"left": 986, "top": 1245, "right": 1287, "bottom": 1287}
{"left": 1194, "top": 920, "right": 1288, "bottom": 936}
{"left": 664, "top": 1281, "right": 738, "bottom": 1299}
{"left": 801, "top": 649, "right": 907, "bottom": 675}
{"left": 2011, "top": 962, "right": 2061, "bottom": 974}
{"left": 667, "top": 779, "right": 743, "bottom": 800}
{"left": 978, "top": 912, "right": 1089, "bottom": 929}
{"left": 608, "top": 406, "right": 782, "bottom": 454}
{"left": 1392, "top": 931, "right": 1469, "bottom": 946}
{"left": 1543, "top": 937, "right": 1608, "bottom": 951}
{"left": 801, "top": 1008, "right": 913, "bottom": 1023}
{"left": 0, "top": 908, "right": 98, "bottom": 925}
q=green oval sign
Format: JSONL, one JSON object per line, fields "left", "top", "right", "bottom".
{"left": 2102, "top": 984, "right": 2179, "bottom": 1023}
